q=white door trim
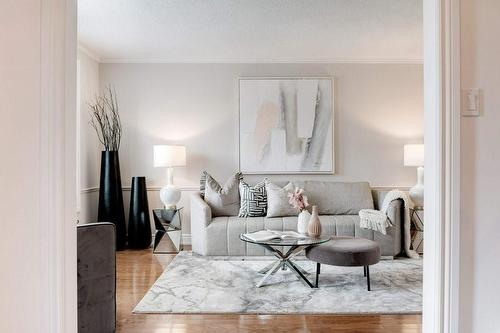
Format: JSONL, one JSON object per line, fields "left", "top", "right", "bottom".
{"left": 423, "top": 0, "right": 461, "bottom": 332}
{"left": 40, "top": 0, "right": 77, "bottom": 331}
{"left": 444, "top": 0, "right": 461, "bottom": 331}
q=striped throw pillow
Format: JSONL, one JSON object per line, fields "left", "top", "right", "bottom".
{"left": 238, "top": 180, "right": 267, "bottom": 217}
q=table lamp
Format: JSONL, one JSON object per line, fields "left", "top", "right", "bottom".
{"left": 404, "top": 144, "right": 424, "bottom": 207}
{"left": 153, "top": 145, "right": 186, "bottom": 209}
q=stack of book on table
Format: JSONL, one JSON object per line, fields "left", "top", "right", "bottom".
{"left": 242, "top": 230, "right": 309, "bottom": 242}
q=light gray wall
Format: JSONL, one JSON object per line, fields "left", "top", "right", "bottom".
{"left": 77, "top": 49, "right": 100, "bottom": 224}
{"left": 81, "top": 64, "right": 423, "bottom": 234}
{"left": 97, "top": 63, "right": 423, "bottom": 187}
{"left": 460, "top": 0, "right": 500, "bottom": 331}
{"left": 81, "top": 63, "right": 423, "bottom": 236}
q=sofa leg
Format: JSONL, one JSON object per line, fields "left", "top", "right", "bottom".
{"left": 363, "top": 265, "right": 367, "bottom": 277}
{"left": 366, "top": 265, "right": 371, "bottom": 291}
{"left": 315, "top": 263, "right": 320, "bottom": 288}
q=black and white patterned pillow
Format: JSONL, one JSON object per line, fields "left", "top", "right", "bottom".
{"left": 238, "top": 180, "right": 267, "bottom": 217}
{"left": 199, "top": 171, "right": 207, "bottom": 198}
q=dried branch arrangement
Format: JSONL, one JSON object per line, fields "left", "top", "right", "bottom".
{"left": 88, "top": 86, "right": 122, "bottom": 151}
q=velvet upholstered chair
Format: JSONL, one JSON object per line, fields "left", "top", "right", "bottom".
{"left": 77, "top": 222, "right": 116, "bottom": 333}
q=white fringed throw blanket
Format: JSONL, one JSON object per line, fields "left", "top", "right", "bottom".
{"left": 359, "top": 190, "right": 419, "bottom": 258}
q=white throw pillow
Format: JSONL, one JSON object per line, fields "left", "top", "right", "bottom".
{"left": 202, "top": 171, "right": 242, "bottom": 217}
{"left": 265, "top": 180, "right": 298, "bottom": 217}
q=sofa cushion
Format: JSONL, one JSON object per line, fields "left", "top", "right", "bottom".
{"left": 205, "top": 215, "right": 384, "bottom": 256}
{"left": 294, "top": 181, "right": 374, "bottom": 215}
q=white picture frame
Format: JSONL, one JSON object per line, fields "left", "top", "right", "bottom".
{"left": 238, "top": 77, "right": 335, "bottom": 174}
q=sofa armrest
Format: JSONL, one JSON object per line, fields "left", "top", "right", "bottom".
{"left": 372, "top": 189, "right": 404, "bottom": 255}
{"left": 372, "top": 189, "right": 386, "bottom": 210}
{"left": 191, "top": 192, "right": 212, "bottom": 227}
{"left": 386, "top": 198, "right": 403, "bottom": 225}
{"left": 372, "top": 189, "right": 403, "bottom": 224}
{"left": 191, "top": 192, "right": 212, "bottom": 255}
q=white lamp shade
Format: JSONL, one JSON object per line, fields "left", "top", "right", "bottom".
{"left": 404, "top": 144, "right": 424, "bottom": 166}
{"left": 153, "top": 145, "right": 186, "bottom": 167}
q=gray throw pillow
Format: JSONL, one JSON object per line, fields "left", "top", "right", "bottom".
{"left": 265, "top": 180, "right": 298, "bottom": 217}
{"left": 238, "top": 180, "right": 267, "bottom": 217}
{"left": 202, "top": 171, "right": 242, "bottom": 217}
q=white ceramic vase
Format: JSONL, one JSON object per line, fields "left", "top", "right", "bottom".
{"left": 297, "top": 210, "right": 311, "bottom": 234}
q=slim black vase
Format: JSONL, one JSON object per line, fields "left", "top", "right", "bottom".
{"left": 128, "top": 177, "right": 152, "bottom": 249}
{"left": 98, "top": 151, "right": 126, "bottom": 250}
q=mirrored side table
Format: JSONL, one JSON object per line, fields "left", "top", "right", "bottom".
{"left": 410, "top": 207, "right": 424, "bottom": 254}
{"left": 152, "top": 207, "right": 183, "bottom": 254}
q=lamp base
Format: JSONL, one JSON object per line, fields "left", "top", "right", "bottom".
{"left": 409, "top": 166, "right": 424, "bottom": 208}
{"left": 160, "top": 185, "right": 181, "bottom": 209}
{"left": 409, "top": 184, "right": 424, "bottom": 208}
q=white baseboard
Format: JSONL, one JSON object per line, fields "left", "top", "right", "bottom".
{"left": 182, "top": 234, "right": 192, "bottom": 245}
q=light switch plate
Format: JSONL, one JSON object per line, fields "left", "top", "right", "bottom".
{"left": 462, "top": 89, "right": 480, "bottom": 116}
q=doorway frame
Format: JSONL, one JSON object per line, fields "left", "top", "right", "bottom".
{"left": 41, "top": 0, "right": 461, "bottom": 331}
{"left": 422, "top": 0, "right": 461, "bottom": 332}
{"left": 40, "top": 0, "right": 77, "bottom": 332}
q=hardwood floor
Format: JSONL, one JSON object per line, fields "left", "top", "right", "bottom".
{"left": 116, "top": 249, "right": 422, "bottom": 333}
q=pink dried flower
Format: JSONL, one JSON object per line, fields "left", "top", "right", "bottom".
{"left": 287, "top": 187, "right": 309, "bottom": 211}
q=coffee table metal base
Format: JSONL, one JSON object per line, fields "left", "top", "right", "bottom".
{"left": 256, "top": 243, "right": 316, "bottom": 288}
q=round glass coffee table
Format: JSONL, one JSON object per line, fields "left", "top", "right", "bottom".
{"left": 239, "top": 234, "right": 330, "bottom": 288}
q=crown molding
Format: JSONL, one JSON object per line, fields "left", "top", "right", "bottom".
{"left": 77, "top": 43, "right": 101, "bottom": 62}
{"left": 99, "top": 58, "right": 424, "bottom": 65}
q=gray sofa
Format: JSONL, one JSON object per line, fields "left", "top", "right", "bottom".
{"left": 191, "top": 181, "right": 403, "bottom": 257}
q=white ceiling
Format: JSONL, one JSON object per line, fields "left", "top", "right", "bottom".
{"left": 78, "top": 0, "right": 422, "bottom": 63}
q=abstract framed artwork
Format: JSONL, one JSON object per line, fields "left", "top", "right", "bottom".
{"left": 239, "top": 77, "right": 334, "bottom": 174}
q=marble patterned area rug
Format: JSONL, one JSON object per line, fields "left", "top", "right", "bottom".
{"left": 134, "top": 252, "right": 422, "bottom": 314}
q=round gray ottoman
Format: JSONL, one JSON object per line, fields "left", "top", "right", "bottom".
{"left": 305, "top": 236, "right": 381, "bottom": 290}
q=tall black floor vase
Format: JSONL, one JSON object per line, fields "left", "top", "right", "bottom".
{"left": 128, "top": 177, "right": 152, "bottom": 249}
{"left": 98, "top": 151, "right": 126, "bottom": 250}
